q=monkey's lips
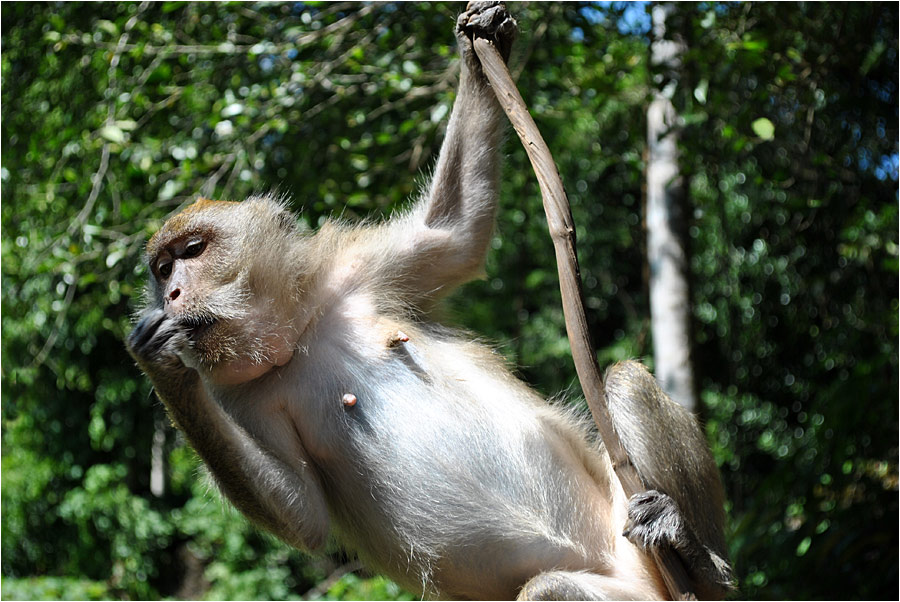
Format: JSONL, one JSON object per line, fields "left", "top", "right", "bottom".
{"left": 182, "top": 317, "right": 218, "bottom": 341}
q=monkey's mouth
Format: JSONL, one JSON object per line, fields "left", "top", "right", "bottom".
{"left": 182, "top": 317, "right": 218, "bottom": 342}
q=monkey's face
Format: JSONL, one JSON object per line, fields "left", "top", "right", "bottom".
{"left": 148, "top": 224, "right": 244, "bottom": 362}
{"left": 143, "top": 198, "right": 303, "bottom": 385}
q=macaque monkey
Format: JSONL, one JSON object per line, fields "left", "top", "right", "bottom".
{"left": 127, "top": 2, "right": 733, "bottom": 599}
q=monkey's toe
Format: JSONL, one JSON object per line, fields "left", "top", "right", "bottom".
{"left": 623, "top": 489, "right": 684, "bottom": 550}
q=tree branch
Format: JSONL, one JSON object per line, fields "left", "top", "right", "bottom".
{"left": 472, "top": 35, "right": 697, "bottom": 602}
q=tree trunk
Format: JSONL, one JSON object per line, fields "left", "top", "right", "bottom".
{"left": 646, "top": 3, "right": 697, "bottom": 411}
{"left": 150, "top": 410, "right": 168, "bottom": 497}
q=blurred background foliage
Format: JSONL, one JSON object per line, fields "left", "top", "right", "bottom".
{"left": 2, "top": 2, "right": 897, "bottom": 599}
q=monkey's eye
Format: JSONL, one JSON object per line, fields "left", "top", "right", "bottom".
{"left": 157, "top": 259, "right": 173, "bottom": 278}
{"left": 184, "top": 240, "right": 206, "bottom": 259}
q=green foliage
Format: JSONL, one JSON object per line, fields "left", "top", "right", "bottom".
{"left": 2, "top": 2, "right": 896, "bottom": 600}
{"left": 670, "top": 4, "right": 899, "bottom": 597}
{"left": 314, "top": 573, "right": 417, "bottom": 601}
{"left": 0, "top": 576, "right": 111, "bottom": 601}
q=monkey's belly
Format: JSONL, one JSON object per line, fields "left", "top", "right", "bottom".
{"left": 292, "top": 339, "right": 616, "bottom": 598}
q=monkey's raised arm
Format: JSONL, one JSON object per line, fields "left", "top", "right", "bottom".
{"left": 347, "top": 3, "right": 516, "bottom": 307}
{"left": 127, "top": 309, "right": 330, "bottom": 551}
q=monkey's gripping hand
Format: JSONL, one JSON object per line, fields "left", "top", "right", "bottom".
{"left": 127, "top": 308, "right": 198, "bottom": 403}
{"left": 624, "top": 489, "right": 735, "bottom": 596}
{"left": 456, "top": 1, "right": 517, "bottom": 70}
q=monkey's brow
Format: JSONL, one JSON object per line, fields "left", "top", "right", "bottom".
{"left": 152, "top": 227, "right": 214, "bottom": 254}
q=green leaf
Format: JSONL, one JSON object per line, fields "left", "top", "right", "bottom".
{"left": 751, "top": 117, "right": 775, "bottom": 140}
{"left": 694, "top": 79, "right": 709, "bottom": 105}
{"left": 742, "top": 36, "right": 768, "bottom": 52}
{"left": 99, "top": 125, "right": 125, "bottom": 144}
{"left": 97, "top": 20, "right": 117, "bottom": 37}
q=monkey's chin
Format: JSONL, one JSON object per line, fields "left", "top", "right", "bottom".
{"left": 206, "top": 331, "right": 298, "bottom": 386}
{"left": 183, "top": 317, "right": 218, "bottom": 342}
{"left": 208, "top": 353, "right": 290, "bottom": 386}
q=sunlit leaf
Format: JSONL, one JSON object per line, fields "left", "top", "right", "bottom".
{"left": 751, "top": 117, "right": 775, "bottom": 140}
{"left": 99, "top": 125, "right": 125, "bottom": 144}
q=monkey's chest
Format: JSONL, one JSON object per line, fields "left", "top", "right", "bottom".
{"left": 282, "top": 329, "right": 607, "bottom": 570}
{"left": 286, "top": 328, "right": 483, "bottom": 461}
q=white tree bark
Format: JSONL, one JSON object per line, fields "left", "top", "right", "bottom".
{"left": 647, "top": 3, "right": 697, "bottom": 411}
{"left": 150, "top": 413, "right": 167, "bottom": 497}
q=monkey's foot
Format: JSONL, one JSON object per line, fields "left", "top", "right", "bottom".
{"left": 624, "top": 490, "right": 736, "bottom": 594}
{"left": 623, "top": 489, "right": 686, "bottom": 552}
{"left": 457, "top": 1, "right": 517, "bottom": 63}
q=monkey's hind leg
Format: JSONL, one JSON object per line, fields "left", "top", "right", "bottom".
{"left": 604, "top": 361, "right": 735, "bottom": 598}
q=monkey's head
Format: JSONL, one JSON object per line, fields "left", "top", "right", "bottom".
{"left": 143, "top": 196, "right": 309, "bottom": 385}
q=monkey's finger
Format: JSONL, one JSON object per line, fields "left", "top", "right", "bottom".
{"left": 129, "top": 309, "right": 168, "bottom": 350}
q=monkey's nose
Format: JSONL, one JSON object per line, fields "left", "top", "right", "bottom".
{"left": 167, "top": 288, "right": 181, "bottom": 302}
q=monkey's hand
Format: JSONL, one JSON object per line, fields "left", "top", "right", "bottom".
{"left": 456, "top": 1, "right": 517, "bottom": 70}
{"left": 624, "top": 490, "right": 735, "bottom": 595}
{"left": 126, "top": 307, "right": 199, "bottom": 405}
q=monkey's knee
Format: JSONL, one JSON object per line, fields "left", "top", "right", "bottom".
{"left": 604, "top": 360, "right": 668, "bottom": 411}
{"left": 517, "top": 571, "right": 649, "bottom": 601}
{"left": 518, "top": 571, "right": 594, "bottom": 601}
